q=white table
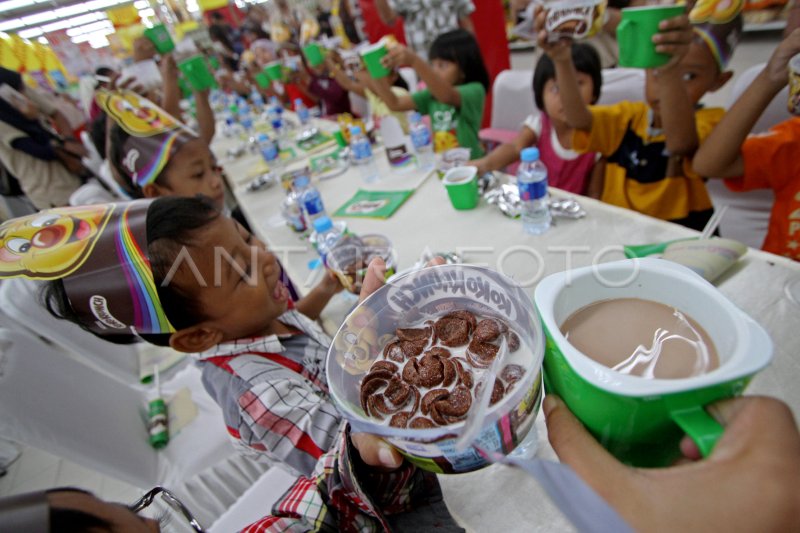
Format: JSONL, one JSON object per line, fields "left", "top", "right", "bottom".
{"left": 218, "top": 118, "right": 800, "bottom": 532}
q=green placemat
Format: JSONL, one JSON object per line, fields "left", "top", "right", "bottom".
{"left": 297, "top": 131, "right": 335, "bottom": 152}
{"left": 310, "top": 147, "right": 345, "bottom": 174}
{"left": 334, "top": 189, "right": 414, "bottom": 219}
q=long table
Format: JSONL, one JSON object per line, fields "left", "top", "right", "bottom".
{"left": 216, "top": 117, "right": 800, "bottom": 532}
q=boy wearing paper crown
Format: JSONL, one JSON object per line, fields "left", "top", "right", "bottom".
{"left": 535, "top": 2, "right": 741, "bottom": 231}
{"left": 0, "top": 199, "right": 461, "bottom": 531}
{"left": 100, "top": 88, "right": 343, "bottom": 320}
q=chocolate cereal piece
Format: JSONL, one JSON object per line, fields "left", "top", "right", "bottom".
{"left": 507, "top": 331, "right": 521, "bottom": 352}
{"left": 409, "top": 417, "right": 436, "bottom": 429}
{"left": 434, "top": 317, "right": 470, "bottom": 347}
{"left": 437, "top": 385, "right": 472, "bottom": 417}
{"left": 417, "top": 354, "right": 445, "bottom": 388}
{"left": 474, "top": 319, "right": 502, "bottom": 342}
{"left": 427, "top": 347, "right": 451, "bottom": 359}
{"left": 360, "top": 377, "right": 386, "bottom": 412}
{"left": 441, "top": 358, "right": 456, "bottom": 387}
{"left": 390, "top": 412, "right": 411, "bottom": 428}
{"left": 383, "top": 340, "right": 405, "bottom": 363}
{"left": 371, "top": 361, "right": 399, "bottom": 374}
{"left": 444, "top": 310, "right": 477, "bottom": 332}
{"left": 396, "top": 327, "right": 432, "bottom": 343}
{"left": 467, "top": 339, "right": 500, "bottom": 368}
{"left": 421, "top": 389, "right": 449, "bottom": 415}
{"left": 490, "top": 379, "right": 505, "bottom": 406}
{"left": 453, "top": 358, "right": 474, "bottom": 389}
{"left": 384, "top": 376, "right": 411, "bottom": 407}
{"left": 500, "top": 364, "right": 525, "bottom": 386}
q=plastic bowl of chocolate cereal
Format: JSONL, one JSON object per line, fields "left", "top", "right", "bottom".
{"left": 326, "top": 264, "right": 544, "bottom": 473}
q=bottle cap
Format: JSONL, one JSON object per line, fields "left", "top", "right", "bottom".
{"left": 521, "top": 147, "right": 540, "bottom": 162}
{"left": 313, "top": 216, "right": 333, "bottom": 233}
{"left": 257, "top": 133, "right": 269, "bottom": 142}
{"left": 294, "top": 98, "right": 303, "bottom": 106}
{"left": 409, "top": 111, "right": 421, "bottom": 123}
{"left": 294, "top": 175, "right": 310, "bottom": 188}
{"left": 349, "top": 125, "right": 362, "bottom": 136}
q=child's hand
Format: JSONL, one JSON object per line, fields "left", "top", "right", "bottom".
{"left": 765, "top": 28, "right": 800, "bottom": 89}
{"left": 534, "top": 5, "right": 572, "bottom": 63}
{"left": 351, "top": 432, "right": 403, "bottom": 470}
{"left": 320, "top": 269, "right": 344, "bottom": 295}
{"left": 651, "top": 14, "right": 693, "bottom": 71}
{"left": 159, "top": 53, "right": 179, "bottom": 82}
{"left": 470, "top": 158, "right": 489, "bottom": 176}
{"left": 381, "top": 44, "right": 416, "bottom": 70}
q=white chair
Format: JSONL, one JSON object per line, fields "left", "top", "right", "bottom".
{"left": 0, "top": 277, "right": 184, "bottom": 387}
{"left": 597, "top": 68, "right": 646, "bottom": 106}
{"left": 0, "top": 327, "right": 269, "bottom": 528}
{"left": 398, "top": 66, "right": 419, "bottom": 92}
{"left": 69, "top": 178, "right": 117, "bottom": 206}
{"left": 706, "top": 63, "right": 783, "bottom": 249}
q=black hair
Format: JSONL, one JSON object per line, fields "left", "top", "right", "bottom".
{"left": 107, "top": 123, "right": 144, "bottom": 199}
{"left": 46, "top": 488, "right": 112, "bottom": 532}
{"left": 533, "top": 43, "right": 602, "bottom": 112}
{"left": 242, "top": 22, "right": 269, "bottom": 40}
{"left": 42, "top": 196, "right": 221, "bottom": 347}
{"left": 391, "top": 71, "right": 409, "bottom": 91}
{"left": 427, "top": 29, "right": 490, "bottom": 91}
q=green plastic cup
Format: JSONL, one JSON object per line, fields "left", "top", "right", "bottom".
{"left": 144, "top": 24, "right": 175, "bottom": 54}
{"left": 443, "top": 166, "right": 479, "bottom": 210}
{"left": 178, "top": 56, "right": 217, "bottom": 91}
{"left": 360, "top": 41, "right": 391, "bottom": 79}
{"left": 254, "top": 72, "right": 271, "bottom": 88}
{"left": 302, "top": 42, "right": 326, "bottom": 67}
{"left": 265, "top": 60, "right": 284, "bottom": 82}
{"left": 534, "top": 258, "right": 773, "bottom": 467}
{"left": 617, "top": 5, "right": 685, "bottom": 68}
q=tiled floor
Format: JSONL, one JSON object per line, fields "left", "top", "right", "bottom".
{"left": 0, "top": 444, "right": 142, "bottom": 505}
{"left": 0, "top": 27, "right": 786, "bottom": 517}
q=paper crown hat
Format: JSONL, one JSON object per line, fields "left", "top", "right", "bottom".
{"left": 689, "top": 0, "right": 743, "bottom": 70}
{"left": 96, "top": 88, "right": 196, "bottom": 189}
{"left": 0, "top": 200, "right": 175, "bottom": 336}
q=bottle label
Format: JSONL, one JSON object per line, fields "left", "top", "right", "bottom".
{"left": 304, "top": 195, "right": 325, "bottom": 216}
{"left": 352, "top": 140, "right": 372, "bottom": 161}
{"left": 411, "top": 128, "right": 431, "bottom": 149}
{"left": 518, "top": 180, "right": 548, "bottom": 201}
{"left": 261, "top": 144, "right": 278, "bottom": 161}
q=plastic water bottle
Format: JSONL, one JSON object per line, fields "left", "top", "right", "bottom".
{"left": 295, "top": 98, "right": 310, "bottom": 125}
{"left": 238, "top": 102, "right": 254, "bottom": 133}
{"left": 517, "top": 147, "right": 551, "bottom": 234}
{"left": 251, "top": 89, "right": 265, "bottom": 114}
{"left": 281, "top": 189, "right": 306, "bottom": 232}
{"left": 311, "top": 216, "right": 343, "bottom": 262}
{"left": 269, "top": 96, "right": 284, "bottom": 118}
{"left": 223, "top": 108, "right": 241, "bottom": 138}
{"left": 409, "top": 112, "right": 434, "bottom": 170}
{"left": 293, "top": 174, "right": 327, "bottom": 224}
{"left": 257, "top": 133, "right": 281, "bottom": 171}
{"left": 349, "top": 126, "right": 379, "bottom": 182}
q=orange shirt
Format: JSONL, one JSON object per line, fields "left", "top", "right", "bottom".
{"left": 725, "top": 117, "right": 800, "bottom": 260}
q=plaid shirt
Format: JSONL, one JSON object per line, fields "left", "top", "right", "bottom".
{"left": 241, "top": 427, "right": 462, "bottom": 533}
{"left": 194, "top": 309, "right": 341, "bottom": 477}
{"left": 388, "top": 0, "right": 475, "bottom": 59}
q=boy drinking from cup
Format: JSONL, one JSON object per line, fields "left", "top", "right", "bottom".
{"left": 535, "top": 7, "right": 739, "bottom": 230}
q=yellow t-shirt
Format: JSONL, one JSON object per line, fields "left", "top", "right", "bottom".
{"left": 572, "top": 101, "right": 724, "bottom": 229}
{"left": 365, "top": 87, "right": 410, "bottom": 133}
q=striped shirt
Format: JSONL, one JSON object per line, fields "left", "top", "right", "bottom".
{"left": 194, "top": 309, "right": 341, "bottom": 477}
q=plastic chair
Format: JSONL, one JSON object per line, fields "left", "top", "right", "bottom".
{"left": 208, "top": 466, "right": 297, "bottom": 532}
{"left": 706, "top": 63, "right": 783, "bottom": 249}
{"left": 0, "top": 327, "right": 269, "bottom": 528}
{"left": 398, "top": 66, "right": 418, "bottom": 92}
{"left": 0, "top": 277, "right": 184, "bottom": 386}
{"left": 69, "top": 178, "right": 117, "bottom": 206}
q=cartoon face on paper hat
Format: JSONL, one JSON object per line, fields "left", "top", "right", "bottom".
{"left": 96, "top": 88, "right": 179, "bottom": 136}
{"left": 0, "top": 200, "right": 174, "bottom": 336}
{"left": 0, "top": 205, "right": 113, "bottom": 279}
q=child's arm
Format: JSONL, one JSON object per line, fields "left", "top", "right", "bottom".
{"left": 159, "top": 54, "right": 181, "bottom": 120}
{"left": 294, "top": 271, "right": 343, "bottom": 320}
{"left": 327, "top": 57, "right": 366, "bottom": 98}
{"left": 289, "top": 69, "right": 320, "bottom": 105}
{"left": 369, "top": 75, "right": 416, "bottom": 112}
{"left": 651, "top": 15, "right": 698, "bottom": 156}
{"left": 383, "top": 44, "right": 463, "bottom": 108}
{"left": 584, "top": 158, "right": 606, "bottom": 199}
{"left": 470, "top": 125, "right": 538, "bottom": 175}
{"left": 694, "top": 29, "right": 800, "bottom": 177}
{"left": 194, "top": 89, "right": 216, "bottom": 145}
{"left": 535, "top": 7, "right": 593, "bottom": 131}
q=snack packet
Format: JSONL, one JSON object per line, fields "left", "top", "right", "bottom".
{"left": 541, "top": 0, "right": 607, "bottom": 41}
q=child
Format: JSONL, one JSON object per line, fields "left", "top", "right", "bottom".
{"left": 102, "top": 89, "right": 339, "bottom": 317}
{"left": 0, "top": 199, "right": 458, "bottom": 531}
{"left": 326, "top": 52, "right": 411, "bottom": 131}
{"left": 370, "top": 28, "right": 490, "bottom": 158}
{"left": 13, "top": 197, "right": 405, "bottom": 477}
{"left": 470, "top": 43, "right": 604, "bottom": 196}
{"left": 692, "top": 29, "right": 800, "bottom": 261}
{"left": 302, "top": 58, "right": 353, "bottom": 116}
{"left": 538, "top": 8, "right": 738, "bottom": 230}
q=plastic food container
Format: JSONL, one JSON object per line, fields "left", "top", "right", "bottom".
{"left": 326, "top": 264, "right": 544, "bottom": 473}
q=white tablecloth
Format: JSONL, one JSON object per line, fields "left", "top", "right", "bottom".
{"left": 217, "top": 117, "right": 800, "bottom": 532}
